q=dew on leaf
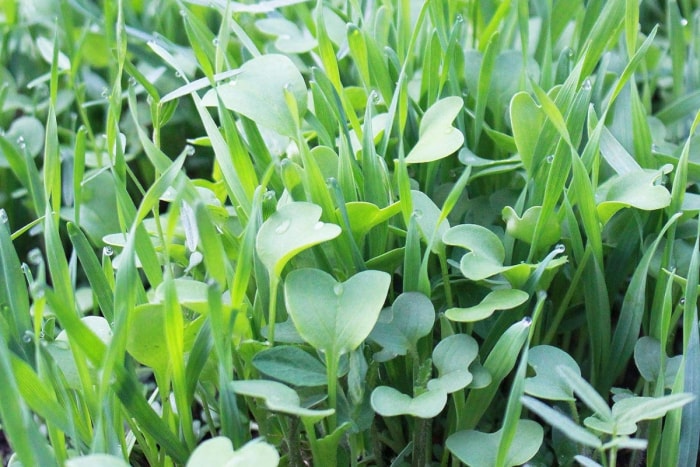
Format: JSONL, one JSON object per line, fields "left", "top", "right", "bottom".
{"left": 275, "top": 219, "right": 292, "bottom": 234}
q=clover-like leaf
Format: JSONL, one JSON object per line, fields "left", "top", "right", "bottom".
{"left": 256, "top": 202, "right": 341, "bottom": 277}
{"left": 339, "top": 201, "right": 401, "bottom": 242}
{"left": 446, "top": 289, "right": 529, "bottom": 322}
{"left": 510, "top": 91, "right": 545, "bottom": 175}
{"left": 596, "top": 166, "right": 673, "bottom": 225}
{"left": 446, "top": 419, "right": 544, "bottom": 467}
{"left": 202, "top": 54, "right": 307, "bottom": 138}
{"left": 285, "top": 268, "right": 391, "bottom": 357}
{"left": 406, "top": 96, "right": 465, "bottom": 163}
{"left": 256, "top": 17, "right": 317, "bottom": 54}
{"left": 230, "top": 380, "right": 334, "bottom": 420}
{"left": 428, "top": 334, "right": 478, "bottom": 393}
{"left": 369, "top": 292, "right": 435, "bottom": 361}
{"left": 252, "top": 346, "right": 327, "bottom": 387}
{"left": 503, "top": 205, "right": 561, "bottom": 247}
{"left": 370, "top": 386, "right": 447, "bottom": 419}
{"left": 633, "top": 336, "right": 682, "bottom": 387}
{"left": 186, "top": 437, "right": 279, "bottom": 467}
{"left": 524, "top": 345, "right": 581, "bottom": 401}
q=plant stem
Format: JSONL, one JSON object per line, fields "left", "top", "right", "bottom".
{"left": 412, "top": 417, "right": 429, "bottom": 467}
{"left": 287, "top": 416, "right": 304, "bottom": 467}
{"left": 268, "top": 275, "right": 279, "bottom": 344}
{"left": 326, "top": 353, "right": 339, "bottom": 431}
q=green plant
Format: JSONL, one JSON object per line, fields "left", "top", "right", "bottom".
{"left": 1, "top": 0, "right": 700, "bottom": 466}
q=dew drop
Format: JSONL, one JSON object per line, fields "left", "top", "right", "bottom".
{"left": 567, "top": 48, "right": 575, "bottom": 58}
{"left": 455, "top": 14, "right": 464, "bottom": 23}
{"left": 546, "top": 155, "right": 554, "bottom": 164}
{"left": 554, "top": 243, "right": 566, "bottom": 254}
{"left": 16, "top": 135, "right": 25, "bottom": 148}
{"left": 651, "top": 144, "right": 660, "bottom": 153}
{"left": 184, "top": 144, "right": 195, "bottom": 156}
{"left": 212, "top": 37, "right": 220, "bottom": 46}
{"left": 103, "top": 246, "right": 114, "bottom": 257}
{"left": 179, "top": 9, "right": 187, "bottom": 17}
{"left": 175, "top": 71, "right": 182, "bottom": 78}
{"left": 215, "top": 226, "right": 223, "bottom": 234}
{"left": 23, "top": 332, "right": 33, "bottom": 343}
{"left": 39, "top": 331, "right": 45, "bottom": 339}
{"left": 413, "top": 209, "right": 423, "bottom": 218}
{"left": 521, "top": 316, "right": 533, "bottom": 327}
{"left": 275, "top": 219, "right": 292, "bottom": 234}
{"left": 680, "top": 297, "right": 686, "bottom": 305}
{"left": 333, "top": 283, "right": 344, "bottom": 296}
{"left": 314, "top": 221, "right": 325, "bottom": 230}
{"left": 581, "top": 78, "right": 592, "bottom": 91}
{"left": 369, "top": 90, "right": 380, "bottom": 104}
{"left": 101, "top": 87, "right": 109, "bottom": 98}
{"left": 128, "top": 76, "right": 137, "bottom": 87}
{"left": 680, "top": 18, "right": 688, "bottom": 26}
{"left": 263, "top": 190, "right": 276, "bottom": 201}
{"left": 0, "top": 209, "right": 9, "bottom": 224}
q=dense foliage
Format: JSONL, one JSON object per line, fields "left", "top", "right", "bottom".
{"left": 1, "top": 0, "right": 700, "bottom": 466}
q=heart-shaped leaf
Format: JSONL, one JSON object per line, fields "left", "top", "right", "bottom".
{"left": 370, "top": 386, "right": 447, "bottom": 419}
{"left": 230, "top": 379, "right": 334, "bottom": 420}
{"left": 524, "top": 345, "right": 581, "bottom": 401}
{"left": 202, "top": 54, "right": 307, "bottom": 138}
{"left": 503, "top": 206, "right": 561, "bottom": 247}
{"left": 596, "top": 166, "right": 672, "bottom": 224}
{"left": 256, "top": 18, "right": 318, "bottom": 54}
{"left": 66, "top": 454, "right": 130, "bottom": 467}
{"left": 339, "top": 201, "right": 401, "bottom": 242}
{"left": 406, "top": 97, "right": 465, "bottom": 164}
{"left": 285, "top": 268, "right": 390, "bottom": 357}
{"left": 633, "top": 336, "right": 682, "bottom": 387}
{"left": 427, "top": 334, "right": 478, "bottom": 393}
{"left": 256, "top": 202, "right": 341, "bottom": 277}
{"left": 412, "top": 190, "right": 450, "bottom": 253}
{"left": 446, "top": 289, "right": 529, "bottom": 322}
{"left": 369, "top": 292, "right": 435, "bottom": 361}
{"left": 0, "top": 116, "right": 44, "bottom": 167}
{"left": 446, "top": 420, "right": 544, "bottom": 467}
{"left": 186, "top": 437, "right": 279, "bottom": 467}
{"left": 252, "top": 346, "right": 327, "bottom": 387}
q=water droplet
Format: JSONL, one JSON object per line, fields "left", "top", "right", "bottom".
{"left": 16, "top": 135, "right": 25, "bottom": 148}
{"left": 184, "top": 144, "right": 195, "bottom": 156}
{"left": 212, "top": 37, "right": 220, "bottom": 46}
{"left": 546, "top": 155, "right": 554, "bottom": 164}
{"left": 521, "top": 316, "right": 533, "bottom": 327}
{"left": 581, "top": 79, "right": 592, "bottom": 91}
{"left": 554, "top": 243, "right": 566, "bottom": 254}
{"left": 275, "top": 219, "right": 291, "bottom": 234}
{"left": 0, "top": 209, "right": 8, "bottom": 223}
{"left": 101, "top": 87, "right": 109, "bottom": 98}
{"left": 263, "top": 190, "right": 276, "bottom": 201}
{"left": 27, "top": 249, "right": 42, "bottom": 265}
{"left": 215, "top": 226, "right": 223, "bottom": 234}
{"left": 175, "top": 71, "right": 182, "bottom": 78}
{"left": 567, "top": 48, "right": 574, "bottom": 58}
{"left": 314, "top": 221, "right": 325, "bottom": 230}
{"left": 413, "top": 209, "right": 423, "bottom": 218}
{"left": 333, "top": 283, "right": 344, "bottom": 296}
{"left": 23, "top": 332, "right": 33, "bottom": 343}
{"left": 229, "top": 79, "right": 237, "bottom": 87}
{"left": 179, "top": 9, "right": 187, "bottom": 17}
{"left": 128, "top": 76, "right": 137, "bottom": 87}
{"left": 369, "top": 90, "right": 380, "bottom": 104}
{"left": 103, "top": 246, "right": 114, "bottom": 257}
{"left": 39, "top": 331, "right": 45, "bottom": 339}
{"left": 680, "top": 18, "right": 688, "bottom": 26}
{"left": 680, "top": 297, "right": 686, "bottom": 305}
{"left": 455, "top": 14, "right": 464, "bottom": 23}
{"left": 651, "top": 144, "right": 660, "bottom": 153}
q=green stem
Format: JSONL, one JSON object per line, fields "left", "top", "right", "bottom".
{"left": 287, "top": 416, "right": 304, "bottom": 467}
{"left": 326, "top": 353, "right": 339, "bottom": 431}
{"left": 268, "top": 275, "right": 279, "bottom": 344}
{"left": 412, "top": 417, "right": 430, "bottom": 467}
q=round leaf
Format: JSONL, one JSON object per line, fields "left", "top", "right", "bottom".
{"left": 202, "top": 54, "right": 307, "bottom": 138}
{"left": 428, "top": 334, "right": 478, "bottom": 393}
{"left": 524, "top": 345, "right": 581, "bottom": 401}
{"left": 66, "top": 454, "right": 129, "bottom": 467}
{"left": 596, "top": 166, "right": 672, "bottom": 224}
{"left": 256, "top": 202, "right": 341, "bottom": 277}
{"left": 186, "top": 437, "right": 279, "bottom": 467}
{"left": 285, "top": 268, "right": 391, "bottom": 357}
{"left": 503, "top": 205, "right": 561, "bottom": 247}
{"left": 230, "top": 379, "right": 334, "bottom": 420}
{"left": 252, "top": 346, "right": 327, "bottom": 387}
{"left": 446, "top": 420, "right": 543, "bottom": 467}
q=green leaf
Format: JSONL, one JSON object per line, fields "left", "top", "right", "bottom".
{"left": 256, "top": 202, "right": 341, "bottom": 277}
{"left": 0, "top": 116, "right": 44, "bottom": 167}
{"left": 596, "top": 166, "right": 673, "bottom": 225}
{"left": 634, "top": 336, "right": 682, "bottom": 386}
{"left": 339, "top": 201, "right": 401, "bottom": 242}
{"left": 256, "top": 18, "right": 317, "bottom": 54}
{"left": 405, "top": 96, "right": 465, "bottom": 163}
{"left": 446, "top": 420, "right": 543, "bottom": 467}
{"left": 370, "top": 386, "right": 447, "bottom": 419}
{"left": 252, "top": 346, "right": 327, "bottom": 387}
{"left": 521, "top": 395, "right": 602, "bottom": 449}
{"left": 559, "top": 366, "right": 612, "bottom": 420}
{"left": 510, "top": 92, "right": 545, "bottom": 175}
{"left": 524, "top": 346, "right": 581, "bottom": 401}
{"left": 186, "top": 437, "right": 279, "bottom": 467}
{"left": 230, "top": 380, "right": 334, "bottom": 420}
{"left": 285, "top": 268, "right": 391, "bottom": 357}
{"left": 503, "top": 206, "right": 561, "bottom": 247}
{"left": 369, "top": 291, "right": 435, "bottom": 361}
{"left": 411, "top": 190, "right": 450, "bottom": 253}
{"left": 65, "top": 455, "right": 130, "bottom": 467}
{"left": 614, "top": 393, "right": 695, "bottom": 427}
{"left": 202, "top": 54, "right": 306, "bottom": 138}
{"left": 428, "top": 334, "right": 478, "bottom": 393}
{"left": 446, "top": 289, "right": 529, "bottom": 322}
